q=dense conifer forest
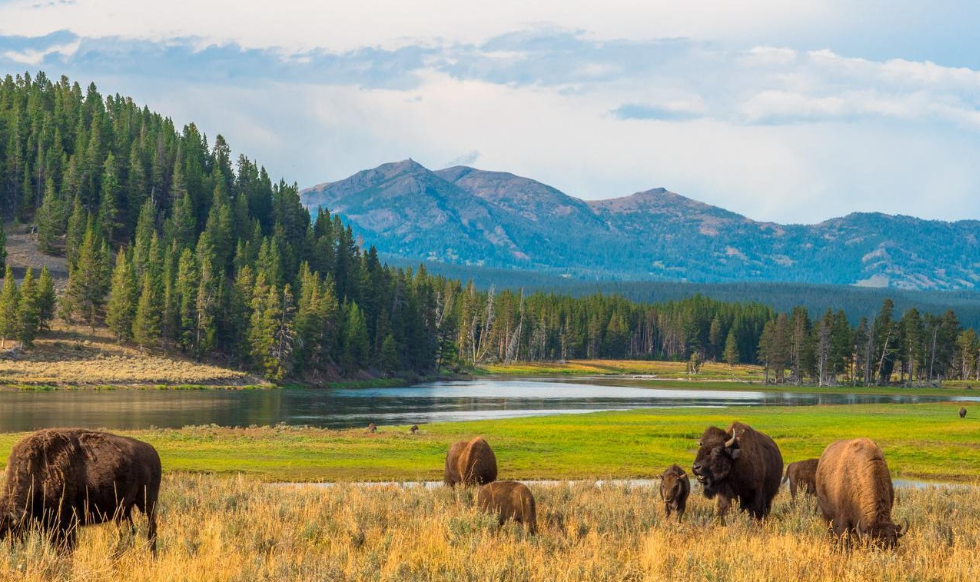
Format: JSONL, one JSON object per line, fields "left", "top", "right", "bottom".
{"left": 0, "top": 71, "right": 977, "bottom": 384}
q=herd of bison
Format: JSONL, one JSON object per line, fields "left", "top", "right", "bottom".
{"left": 0, "top": 419, "right": 928, "bottom": 555}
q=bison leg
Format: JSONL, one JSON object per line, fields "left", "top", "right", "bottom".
{"left": 789, "top": 479, "right": 797, "bottom": 501}
{"left": 664, "top": 503, "right": 672, "bottom": 518}
{"left": 715, "top": 495, "right": 732, "bottom": 520}
{"left": 676, "top": 500, "right": 686, "bottom": 521}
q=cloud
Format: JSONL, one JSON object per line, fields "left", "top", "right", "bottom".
{"left": 445, "top": 150, "right": 481, "bottom": 166}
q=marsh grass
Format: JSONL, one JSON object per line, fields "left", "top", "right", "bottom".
{"left": 479, "top": 359, "right": 765, "bottom": 381}
{"left": 1, "top": 475, "right": 978, "bottom": 581}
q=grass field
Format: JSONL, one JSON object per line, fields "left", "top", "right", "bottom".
{"left": 1, "top": 403, "right": 976, "bottom": 482}
{"left": 1, "top": 474, "right": 978, "bottom": 581}
{"left": 479, "top": 359, "right": 766, "bottom": 380}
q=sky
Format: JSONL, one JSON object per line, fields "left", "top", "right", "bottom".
{"left": 1, "top": 0, "right": 980, "bottom": 224}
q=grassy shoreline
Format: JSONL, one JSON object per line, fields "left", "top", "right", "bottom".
{"left": 1, "top": 402, "right": 976, "bottom": 483}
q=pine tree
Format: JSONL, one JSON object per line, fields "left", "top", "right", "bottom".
{"left": 98, "top": 151, "right": 122, "bottom": 242}
{"left": 105, "top": 249, "right": 137, "bottom": 341}
{"left": 0, "top": 222, "right": 6, "bottom": 270}
{"left": 61, "top": 220, "right": 108, "bottom": 328}
{"left": 380, "top": 333, "right": 399, "bottom": 377}
{"left": 64, "top": 194, "right": 87, "bottom": 266}
{"left": 341, "top": 301, "right": 370, "bottom": 376}
{"left": 36, "top": 177, "right": 67, "bottom": 254}
{"left": 133, "top": 273, "right": 161, "bottom": 351}
{"left": 724, "top": 328, "right": 739, "bottom": 367}
{"left": 17, "top": 268, "right": 41, "bottom": 348}
{"left": 0, "top": 266, "right": 20, "bottom": 348}
{"left": 37, "top": 266, "right": 56, "bottom": 330}
{"left": 194, "top": 256, "right": 218, "bottom": 359}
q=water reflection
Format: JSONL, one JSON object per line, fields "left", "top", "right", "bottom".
{"left": 0, "top": 378, "right": 977, "bottom": 431}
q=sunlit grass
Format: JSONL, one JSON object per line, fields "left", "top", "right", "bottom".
{"left": 479, "top": 359, "right": 764, "bottom": 380}
{"left": 1, "top": 475, "right": 977, "bottom": 581}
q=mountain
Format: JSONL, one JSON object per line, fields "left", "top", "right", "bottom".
{"left": 301, "top": 161, "right": 980, "bottom": 290}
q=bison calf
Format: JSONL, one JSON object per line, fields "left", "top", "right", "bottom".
{"left": 692, "top": 422, "right": 783, "bottom": 519}
{"left": 659, "top": 464, "right": 690, "bottom": 520}
{"left": 444, "top": 436, "right": 497, "bottom": 487}
{"left": 0, "top": 429, "right": 161, "bottom": 553}
{"left": 477, "top": 481, "right": 536, "bottom": 533}
{"left": 815, "top": 438, "right": 907, "bottom": 548}
{"left": 783, "top": 458, "right": 819, "bottom": 501}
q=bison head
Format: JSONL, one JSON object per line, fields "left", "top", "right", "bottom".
{"left": 660, "top": 472, "right": 682, "bottom": 503}
{"left": 859, "top": 518, "right": 908, "bottom": 549}
{"left": 692, "top": 426, "right": 741, "bottom": 497}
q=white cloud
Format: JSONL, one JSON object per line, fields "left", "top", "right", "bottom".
{"left": 2, "top": 38, "right": 79, "bottom": 65}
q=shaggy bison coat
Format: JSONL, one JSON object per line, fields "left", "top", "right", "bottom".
{"left": 477, "top": 481, "right": 536, "bottom": 533}
{"left": 0, "top": 429, "right": 161, "bottom": 552}
{"left": 444, "top": 436, "right": 497, "bottom": 487}
{"left": 659, "top": 464, "right": 690, "bottom": 520}
{"left": 815, "top": 438, "right": 906, "bottom": 548}
{"left": 960, "top": 407, "right": 967, "bottom": 419}
{"left": 692, "top": 422, "right": 783, "bottom": 519}
{"left": 783, "top": 458, "right": 819, "bottom": 500}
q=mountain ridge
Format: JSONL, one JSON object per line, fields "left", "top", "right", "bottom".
{"left": 301, "top": 160, "right": 980, "bottom": 290}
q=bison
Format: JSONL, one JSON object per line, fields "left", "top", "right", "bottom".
{"left": 0, "top": 429, "right": 161, "bottom": 553}
{"left": 815, "top": 438, "right": 907, "bottom": 548}
{"left": 783, "top": 458, "right": 819, "bottom": 501}
{"left": 960, "top": 407, "right": 967, "bottom": 419}
{"left": 444, "top": 436, "right": 497, "bottom": 487}
{"left": 477, "top": 481, "right": 536, "bottom": 533}
{"left": 692, "top": 422, "right": 783, "bottom": 519}
{"left": 366, "top": 423, "right": 377, "bottom": 433}
{"left": 659, "top": 464, "right": 690, "bottom": 520}
{"left": 410, "top": 424, "right": 419, "bottom": 434}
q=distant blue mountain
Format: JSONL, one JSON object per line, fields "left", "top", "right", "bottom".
{"left": 301, "top": 160, "right": 980, "bottom": 290}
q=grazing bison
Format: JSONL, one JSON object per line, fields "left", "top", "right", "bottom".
{"left": 659, "top": 464, "right": 690, "bottom": 520}
{"left": 960, "top": 407, "right": 967, "bottom": 419}
{"left": 366, "top": 423, "right": 377, "bottom": 433}
{"left": 815, "top": 438, "right": 907, "bottom": 548}
{"left": 783, "top": 458, "right": 819, "bottom": 500}
{"left": 410, "top": 425, "right": 419, "bottom": 434}
{"left": 444, "top": 436, "right": 497, "bottom": 487}
{"left": 692, "top": 422, "right": 783, "bottom": 519}
{"left": 477, "top": 481, "right": 536, "bottom": 533}
{"left": 0, "top": 429, "right": 161, "bottom": 553}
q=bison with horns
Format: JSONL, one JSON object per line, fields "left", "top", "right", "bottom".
{"left": 0, "top": 429, "right": 161, "bottom": 553}
{"left": 692, "top": 422, "right": 783, "bottom": 519}
{"left": 815, "top": 438, "right": 908, "bottom": 548}
{"left": 444, "top": 436, "right": 498, "bottom": 487}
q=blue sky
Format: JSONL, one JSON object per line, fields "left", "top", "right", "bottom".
{"left": 1, "top": 0, "right": 979, "bottom": 223}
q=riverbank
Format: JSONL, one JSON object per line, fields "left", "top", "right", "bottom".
{"left": 1, "top": 402, "right": 975, "bottom": 482}
{"left": 1, "top": 474, "right": 979, "bottom": 581}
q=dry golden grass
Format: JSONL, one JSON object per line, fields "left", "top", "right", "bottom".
{"left": 0, "top": 324, "right": 254, "bottom": 387}
{"left": 1, "top": 474, "right": 978, "bottom": 581}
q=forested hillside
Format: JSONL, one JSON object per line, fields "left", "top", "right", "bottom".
{"left": 1, "top": 72, "right": 978, "bottom": 385}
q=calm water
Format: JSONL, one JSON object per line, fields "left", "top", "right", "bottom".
{"left": 1, "top": 378, "right": 977, "bottom": 431}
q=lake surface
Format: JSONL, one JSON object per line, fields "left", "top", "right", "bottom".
{"left": 1, "top": 378, "right": 977, "bottom": 431}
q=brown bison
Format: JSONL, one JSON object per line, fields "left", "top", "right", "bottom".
{"left": 815, "top": 438, "right": 907, "bottom": 548}
{"left": 477, "top": 481, "right": 536, "bottom": 533}
{"left": 783, "top": 458, "right": 819, "bottom": 500}
{"left": 366, "top": 423, "right": 377, "bottom": 433}
{"left": 410, "top": 424, "right": 419, "bottom": 434}
{"left": 0, "top": 429, "right": 161, "bottom": 553}
{"left": 444, "top": 436, "right": 497, "bottom": 487}
{"left": 692, "top": 422, "right": 783, "bottom": 519}
{"left": 659, "top": 464, "right": 690, "bottom": 520}
{"left": 960, "top": 407, "right": 967, "bottom": 419}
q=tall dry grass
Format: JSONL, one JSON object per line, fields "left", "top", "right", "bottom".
{"left": 1, "top": 475, "right": 977, "bottom": 581}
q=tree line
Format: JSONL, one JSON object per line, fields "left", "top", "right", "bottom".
{"left": 1, "top": 71, "right": 977, "bottom": 385}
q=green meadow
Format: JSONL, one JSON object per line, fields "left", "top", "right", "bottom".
{"left": 2, "top": 402, "right": 976, "bottom": 482}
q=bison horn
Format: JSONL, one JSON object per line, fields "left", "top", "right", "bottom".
{"left": 898, "top": 518, "right": 909, "bottom": 537}
{"left": 725, "top": 431, "right": 738, "bottom": 448}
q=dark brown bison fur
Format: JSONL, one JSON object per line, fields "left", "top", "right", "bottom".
{"left": 477, "top": 481, "right": 536, "bottom": 533}
{"left": 659, "top": 464, "right": 690, "bottom": 520}
{"left": 692, "top": 422, "right": 783, "bottom": 519}
{"left": 960, "top": 407, "right": 967, "bottom": 419}
{"left": 783, "top": 458, "right": 819, "bottom": 500}
{"left": 444, "top": 436, "right": 497, "bottom": 487}
{"left": 410, "top": 425, "right": 419, "bottom": 434}
{"left": 366, "top": 423, "right": 377, "bottom": 433}
{"left": 816, "top": 438, "right": 907, "bottom": 548}
{"left": 0, "top": 429, "right": 161, "bottom": 553}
